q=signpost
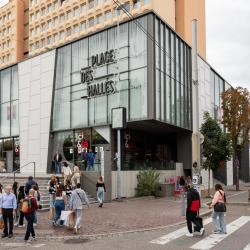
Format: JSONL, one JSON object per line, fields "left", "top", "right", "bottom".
{"left": 112, "top": 107, "right": 126, "bottom": 200}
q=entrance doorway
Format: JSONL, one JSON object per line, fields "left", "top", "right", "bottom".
{"left": 0, "top": 137, "right": 20, "bottom": 172}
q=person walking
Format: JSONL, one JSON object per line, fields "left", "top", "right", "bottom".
{"left": 17, "top": 186, "right": 25, "bottom": 227}
{"left": 48, "top": 175, "right": 56, "bottom": 220}
{"left": 25, "top": 176, "right": 38, "bottom": 196}
{"left": 185, "top": 184, "right": 205, "bottom": 237}
{"left": 53, "top": 150, "right": 62, "bottom": 174}
{"left": 86, "top": 149, "right": 95, "bottom": 171}
{"left": 71, "top": 164, "right": 81, "bottom": 187}
{"left": 209, "top": 184, "right": 227, "bottom": 234}
{"left": 53, "top": 184, "right": 67, "bottom": 226}
{"left": 0, "top": 185, "right": 17, "bottom": 238}
{"left": 62, "top": 162, "right": 72, "bottom": 186}
{"left": 32, "top": 185, "right": 40, "bottom": 226}
{"left": 23, "top": 189, "right": 39, "bottom": 243}
{"left": 96, "top": 176, "right": 106, "bottom": 208}
{"left": 70, "top": 183, "right": 89, "bottom": 234}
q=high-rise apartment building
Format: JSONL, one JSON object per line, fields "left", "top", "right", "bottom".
{"left": 0, "top": 0, "right": 25, "bottom": 69}
{"left": 0, "top": 0, "right": 206, "bottom": 69}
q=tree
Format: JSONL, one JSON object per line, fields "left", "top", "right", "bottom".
{"left": 200, "top": 112, "right": 232, "bottom": 196}
{"left": 221, "top": 87, "right": 250, "bottom": 191}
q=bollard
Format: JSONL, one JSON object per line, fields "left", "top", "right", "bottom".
{"left": 181, "top": 191, "right": 186, "bottom": 216}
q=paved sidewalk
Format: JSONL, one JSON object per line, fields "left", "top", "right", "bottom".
{"left": 11, "top": 183, "right": 250, "bottom": 239}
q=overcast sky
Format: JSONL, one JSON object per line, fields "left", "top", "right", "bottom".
{"left": 206, "top": 0, "right": 250, "bottom": 90}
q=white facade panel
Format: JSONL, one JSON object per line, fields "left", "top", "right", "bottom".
{"left": 18, "top": 50, "right": 56, "bottom": 174}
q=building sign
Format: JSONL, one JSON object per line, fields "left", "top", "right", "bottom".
{"left": 81, "top": 50, "right": 116, "bottom": 98}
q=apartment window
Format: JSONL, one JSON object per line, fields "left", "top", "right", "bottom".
{"left": 60, "top": 14, "right": 65, "bottom": 22}
{"left": 3, "top": 16, "right": 5, "bottom": 22}
{"left": 60, "top": 30, "right": 65, "bottom": 39}
{"left": 31, "top": 0, "right": 35, "bottom": 6}
{"left": 73, "top": 8, "right": 79, "bottom": 16}
{"left": 54, "top": 33, "right": 58, "bottom": 42}
{"left": 48, "top": 20, "right": 52, "bottom": 29}
{"left": 81, "top": 4, "right": 86, "bottom": 15}
{"left": 41, "top": 39, "right": 45, "bottom": 47}
{"left": 66, "top": 11, "right": 72, "bottom": 19}
{"left": 89, "top": 17, "right": 94, "bottom": 27}
{"left": 47, "top": 36, "right": 51, "bottom": 45}
{"left": 36, "top": 11, "right": 40, "bottom": 19}
{"left": 35, "top": 41, "right": 39, "bottom": 49}
{"left": 54, "top": 17, "right": 58, "bottom": 26}
{"left": 89, "top": 0, "right": 94, "bottom": 9}
{"left": 81, "top": 21, "right": 86, "bottom": 30}
{"left": 124, "top": 2, "right": 130, "bottom": 12}
{"left": 96, "top": 0, "right": 103, "bottom": 5}
{"left": 66, "top": 27, "right": 71, "bottom": 36}
{"left": 41, "top": 23, "right": 46, "bottom": 32}
{"left": 133, "top": 0, "right": 140, "bottom": 9}
{"left": 31, "top": 14, "right": 35, "bottom": 21}
{"left": 36, "top": 26, "right": 40, "bottom": 34}
{"left": 73, "top": 24, "right": 79, "bottom": 33}
{"left": 7, "top": 13, "right": 11, "bottom": 20}
{"left": 41, "top": 8, "right": 46, "bottom": 16}
{"left": 105, "top": 10, "right": 112, "bottom": 20}
{"left": 7, "top": 26, "right": 11, "bottom": 33}
{"left": 7, "top": 40, "right": 10, "bottom": 48}
{"left": 96, "top": 14, "right": 102, "bottom": 24}
{"left": 31, "top": 29, "right": 34, "bottom": 36}
{"left": 3, "top": 43, "right": 6, "bottom": 49}
{"left": 48, "top": 4, "right": 53, "bottom": 13}
{"left": 54, "top": 1, "right": 58, "bottom": 9}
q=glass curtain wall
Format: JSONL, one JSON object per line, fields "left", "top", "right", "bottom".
{"left": 53, "top": 16, "right": 148, "bottom": 131}
{"left": 155, "top": 17, "right": 192, "bottom": 130}
{"left": 210, "top": 70, "right": 225, "bottom": 119}
{"left": 0, "top": 65, "right": 19, "bottom": 172}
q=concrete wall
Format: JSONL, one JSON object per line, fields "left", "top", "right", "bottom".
{"left": 111, "top": 163, "right": 184, "bottom": 199}
{"left": 18, "top": 50, "right": 56, "bottom": 174}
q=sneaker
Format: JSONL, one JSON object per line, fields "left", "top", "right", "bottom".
{"left": 32, "top": 236, "right": 36, "bottom": 241}
{"left": 24, "top": 239, "right": 32, "bottom": 243}
{"left": 220, "top": 231, "right": 227, "bottom": 234}
{"left": 212, "top": 230, "right": 221, "bottom": 234}
{"left": 14, "top": 222, "right": 18, "bottom": 226}
{"left": 33, "top": 223, "right": 37, "bottom": 227}
{"left": 200, "top": 228, "right": 205, "bottom": 236}
{"left": 186, "top": 233, "right": 193, "bottom": 237}
{"left": 18, "top": 224, "right": 26, "bottom": 228}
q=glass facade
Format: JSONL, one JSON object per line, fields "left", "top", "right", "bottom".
{"left": 53, "top": 16, "right": 148, "bottom": 131}
{"left": 0, "top": 65, "right": 19, "bottom": 172}
{"left": 0, "top": 65, "right": 19, "bottom": 137}
{"left": 155, "top": 17, "right": 192, "bottom": 130}
{"left": 210, "top": 70, "right": 225, "bottom": 119}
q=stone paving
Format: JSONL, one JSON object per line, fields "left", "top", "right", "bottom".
{"left": 9, "top": 183, "right": 250, "bottom": 238}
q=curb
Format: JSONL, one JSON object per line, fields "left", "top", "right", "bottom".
{"left": 13, "top": 210, "right": 212, "bottom": 241}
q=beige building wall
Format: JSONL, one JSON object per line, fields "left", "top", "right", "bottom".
{"left": 175, "top": 0, "right": 206, "bottom": 59}
{"left": 0, "top": 0, "right": 25, "bottom": 69}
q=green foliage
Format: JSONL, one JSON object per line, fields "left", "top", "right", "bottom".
{"left": 221, "top": 87, "right": 250, "bottom": 155}
{"left": 200, "top": 112, "right": 232, "bottom": 171}
{"left": 135, "top": 169, "right": 160, "bottom": 197}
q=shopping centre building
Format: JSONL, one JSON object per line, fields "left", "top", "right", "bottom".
{"left": 0, "top": 0, "right": 248, "bottom": 199}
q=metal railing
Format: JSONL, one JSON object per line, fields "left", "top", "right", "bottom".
{"left": 0, "top": 161, "right": 36, "bottom": 184}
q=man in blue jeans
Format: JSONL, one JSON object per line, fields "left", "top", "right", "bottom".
{"left": 0, "top": 186, "right": 17, "bottom": 238}
{"left": 53, "top": 151, "right": 62, "bottom": 174}
{"left": 87, "top": 149, "right": 95, "bottom": 171}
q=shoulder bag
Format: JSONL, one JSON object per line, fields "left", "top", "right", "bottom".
{"left": 214, "top": 191, "right": 226, "bottom": 212}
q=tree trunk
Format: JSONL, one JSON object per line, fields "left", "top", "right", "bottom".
{"left": 208, "top": 167, "right": 211, "bottom": 196}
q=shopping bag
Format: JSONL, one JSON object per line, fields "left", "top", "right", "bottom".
{"left": 68, "top": 211, "right": 76, "bottom": 229}
{"left": 60, "top": 210, "right": 75, "bottom": 229}
{"left": 194, "top": 215, "right": 203, "bottom": 232}
{"left": 0, "top": 214, "right": 4, "bottom": 229}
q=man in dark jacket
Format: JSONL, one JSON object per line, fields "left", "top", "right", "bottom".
{"left": 53, "top": 151, "right": 63, "bottom": 174}
{"left": 186, "top": 184, "right": 205, "bottom": 237}
{"left": 25, "top": 176, "right": 38, "bottom": 196}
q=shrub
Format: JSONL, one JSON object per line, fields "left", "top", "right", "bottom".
{"left": 135, "top": 169, "right": 160, "bottom": 197}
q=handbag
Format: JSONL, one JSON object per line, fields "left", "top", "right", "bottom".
{"left": 0, "top": 214, "right": 4, "bottom": 229}
{"left": 214, "top": 202, "right": 226, "bottom": 212}
{"left": 214, "top": 190, "right": 226, "bottom": 212}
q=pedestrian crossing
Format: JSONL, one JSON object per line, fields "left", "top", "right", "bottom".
{"left": 150, "top": 216, "right": 250, "bottom": 250}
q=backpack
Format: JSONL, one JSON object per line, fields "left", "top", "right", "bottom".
{"left": 21, "top": 197, "right": 32, "bottom": 214}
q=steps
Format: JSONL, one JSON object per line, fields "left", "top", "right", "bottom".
{"left": 0, "top": 176, "right": 97, "bottom": 211}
